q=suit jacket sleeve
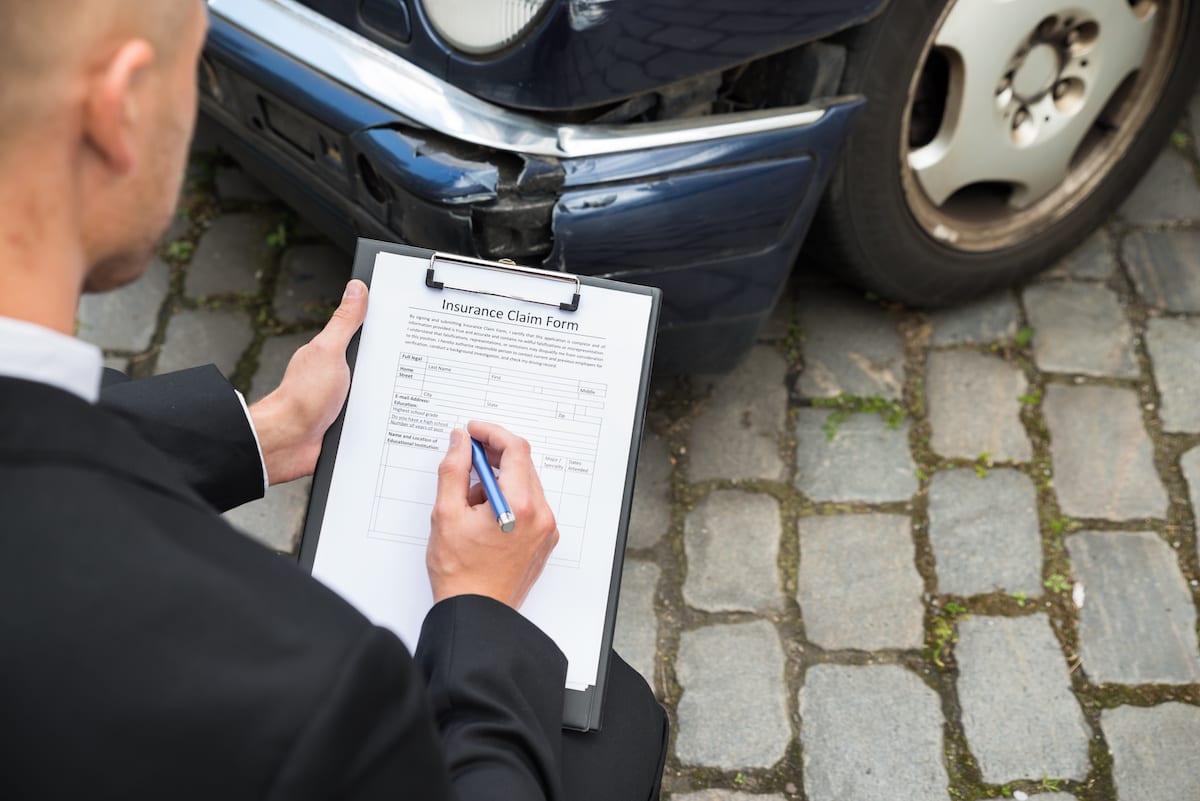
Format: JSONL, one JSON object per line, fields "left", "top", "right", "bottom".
{"left": 99, "top": 365, "right": 266, "bottom": 512}
{"left": 416, "top": 595, "right": 568, "bottom": 801}
{"left": 265, "top": 596, "right": 566, "bottom": 801}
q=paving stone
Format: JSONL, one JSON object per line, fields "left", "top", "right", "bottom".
{"left": 928, "top": 469, "right": 1042, "bottom": 597}
{"left": 1145, "top": 317, "right": 1200, "bottom": 432}
{"left": 925, "top": 350, "right": 1032, "bottom": 462}
{"left": 795, "top": 287, "right": 905, "bottom": 400}
{"left": 613, "top": 560, "right": 659, "bottom": 693}
{"left": 794, "top": 410, "right": 918, "bottom": 502}
{"left": 796, "top": 514, "right": 924, "bottom": 650}
{"left": 223, "top": 477, "right": 312, "bottom": 554}
{"left": 929, "top": 291, "right": 1020, "bottom": 346}
{"left": 957, "top": 615, "right": 1091, "bottom": 783}
{"left": 1040, "top": 229, "right": 1116, "bottom": 281}
{"left": 683, "top": 491, "right": 781, "bottom": 613}
{"left": 672, "top": 792, "right": 784, "bottom": 801}
{"left": 1042, "top": 385, "right": 1167, "bottom": 520}
{"left": 1125, "top": 229, "right": 1200, "bottom": 313}
{"left": 186, "top": 213, "right": 274, "bottom": 296}
{"left": 689, "top": 345, "right": 788, "bottom": 482}
{"left": 1023, "top": 283, "right": 1137, "bottom": 378}
{"left": 800, "top": 665, "right": 949, "bottom": 801}
{"left": 676, "top": 621, "right": 790, "bottom": 769}
{"left": 215, "top": 167, "right": 275, "bottom": 203}
{"left": 1119, "top": 147, "right": 1200, "bottom": 225}
{"left": 1067, "top": 531, "right": 1200, "bottom": 684}
{"left": 274, "top": 244, "right": 349, "bottom": 324}
{"left": 1104, "top": 703, "right": 1200, "bottom": 801}
{"left": 76, "top": 258, "right": 170, "bottom": 352}
{"left": 627, "top": 433, "right": 673, "bottom": 549}
{"left": 246, "top": 332, "right": 310, "bottom": 404}
{"left": 156, "top": 308, "right": 253, "bottom": 378}
{"left": 103, "top": 355, "right": 128, "bottom": 373}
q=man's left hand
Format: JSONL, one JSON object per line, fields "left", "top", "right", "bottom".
{"left": 249, "top": 279, "right": 368, "bottom": 485}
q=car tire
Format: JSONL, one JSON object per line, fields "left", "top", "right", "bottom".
{"left": 809, "top": 0, "right": 1200, "bottom": 307}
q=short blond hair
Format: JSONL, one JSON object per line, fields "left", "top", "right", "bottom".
{"left": 0, "top": 0, "right": 195, "bottom": 151}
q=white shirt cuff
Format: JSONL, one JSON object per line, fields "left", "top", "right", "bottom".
{"left": 234, "top": 389, "right": 270, "bottom": 495}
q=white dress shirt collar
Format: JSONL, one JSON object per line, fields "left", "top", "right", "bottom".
{"left": 0, "top": 315, "right": 103, "bottom": 403}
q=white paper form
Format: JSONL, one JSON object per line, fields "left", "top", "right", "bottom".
{"left": 311, "top": 252, "right": 653, "bottom": 690}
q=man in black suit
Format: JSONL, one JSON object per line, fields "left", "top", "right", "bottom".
{"left": 0, "top": 1, "right": 666, "bottom": 798}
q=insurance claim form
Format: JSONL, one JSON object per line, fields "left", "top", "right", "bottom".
{"left": 309, "top": 250, "right": 655, "bottom": 691}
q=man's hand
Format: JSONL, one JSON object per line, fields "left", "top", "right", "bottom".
{"left": 249, "top": 280, "right": 368, "bottom": 485}
{"left": 427, "top": 421, "right": 559, "bottom": 608}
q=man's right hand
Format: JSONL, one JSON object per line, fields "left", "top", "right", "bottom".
{"left": 426, "top": 421, "right": 559, "bottom": 608}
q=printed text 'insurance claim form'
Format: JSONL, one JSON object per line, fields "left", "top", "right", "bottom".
{"left": 311, "top": 252, "right": 653, "bottom": 690}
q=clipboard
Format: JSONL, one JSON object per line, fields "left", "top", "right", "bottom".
{"left": 299, "top": 239, "right": 661, "bottom": 731}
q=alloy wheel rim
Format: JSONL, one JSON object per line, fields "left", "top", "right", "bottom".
{"left": 900, "top": 0, "right": 1184, "bottom": 253}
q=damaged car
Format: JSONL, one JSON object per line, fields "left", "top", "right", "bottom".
{"left": 199, "top": 0, "right": 1200, "bottom": 371}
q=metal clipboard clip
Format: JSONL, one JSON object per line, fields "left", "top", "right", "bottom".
{"left": 425, "top": 252, "right": 582, "bottom": 312}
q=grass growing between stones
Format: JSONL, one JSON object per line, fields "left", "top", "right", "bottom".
{"left": 809, "top": 393, "right": 906, "bottom": 441}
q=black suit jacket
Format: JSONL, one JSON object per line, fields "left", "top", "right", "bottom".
{"left": 0, "top": 377, "right": 569, "bottom": 800}
{"left": 99, "top": 365, "right": 266, "bottom": 513}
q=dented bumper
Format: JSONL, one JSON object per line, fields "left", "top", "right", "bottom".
{"left": 200, "top": 3, "right": 862, "bottom": 372}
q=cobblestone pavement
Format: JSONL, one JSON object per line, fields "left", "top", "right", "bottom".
{"left": 79, "top": 100, "right": 1200, "bottom": 799}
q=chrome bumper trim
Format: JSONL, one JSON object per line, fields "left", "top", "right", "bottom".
{"left": 207, "top": 0, "right": 827, "bottom": 159}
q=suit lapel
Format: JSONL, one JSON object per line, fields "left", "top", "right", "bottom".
{"left": 0, "top": 377, "right": 212, "bottom": 513}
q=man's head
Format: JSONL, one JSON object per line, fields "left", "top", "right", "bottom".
{"left": 0, "top": 0, "right": 207, "bottom": 329}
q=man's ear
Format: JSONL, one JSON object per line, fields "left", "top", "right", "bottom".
{"left": 83, "top": 39, "right": 156, "bottom": 175}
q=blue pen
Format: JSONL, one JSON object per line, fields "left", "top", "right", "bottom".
{"left": 470, "top": 437, "right": 515, "bottom": 532}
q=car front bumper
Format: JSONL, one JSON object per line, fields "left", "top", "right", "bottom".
{"left": 200, "top": 0, "right": 863, "bottom": 372}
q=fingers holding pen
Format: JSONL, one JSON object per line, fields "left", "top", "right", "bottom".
{"left": 466, "top": 419, "right": 545, "bottom": 499}
{"left": 433, "top": 428, "right": 472, "bottom": 511}
{"left": 428, "top": 423, "right": 559, "bottom": 608}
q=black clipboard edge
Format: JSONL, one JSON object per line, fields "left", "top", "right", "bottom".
{"left": 561, "top": 270, "right": 660, "bottom": 732}
{"left": 298, "top": 239, "right": 663, "bottom": 733}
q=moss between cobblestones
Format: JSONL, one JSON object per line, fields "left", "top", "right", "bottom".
{"left": 604, "top": 169, "right": 1200, "bottom": 799}
{"left": 1113, "top": 231, "right": 1200, "bottom": 632}
{"left": 639, "top": 376, "right": 699, "bottom": 797}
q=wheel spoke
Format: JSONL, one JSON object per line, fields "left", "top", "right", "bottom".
{"left": 908, "top": 101, "right": 1012, "bottom": 207}
{"left": 908, "top": 0, "right": 1028, "bottom": 204}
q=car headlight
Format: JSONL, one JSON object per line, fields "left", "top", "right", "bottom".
{"left": 423, "top": 0, "right": 553, "bottom": 54}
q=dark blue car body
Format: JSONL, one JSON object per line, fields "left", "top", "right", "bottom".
{"left": 199, "top": 0, "right": 885, "bottom": 371}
